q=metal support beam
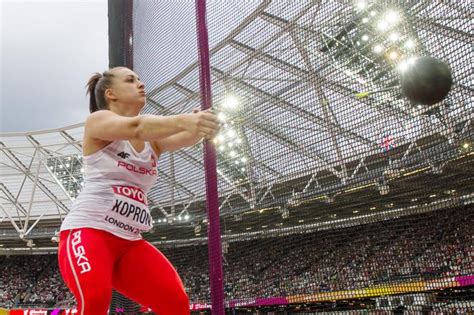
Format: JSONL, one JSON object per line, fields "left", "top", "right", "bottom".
{"left": 0, "top": 183, "right": 27, "bottom": 216}
{"left": 290, "top": 28, "right": 349, "bottom": 182}
{"left": 213, "top": 62, "right": 376, "bottom": 150}
{"left": 60, "top": 130, "right": 83, "bottom": 152}
{"left": 0, "top": 142, "right": 69, "bottom": 214}
{"left": 413, "top": 16, "right": 472, "bottom": 44}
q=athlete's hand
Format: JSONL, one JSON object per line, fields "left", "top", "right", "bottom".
{"left": 183, "top": 109, "right": 220, "bottom": 140}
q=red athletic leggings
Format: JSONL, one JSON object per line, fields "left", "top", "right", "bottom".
{"left": 58, "top": 228, "right": 189, "bottom": 315}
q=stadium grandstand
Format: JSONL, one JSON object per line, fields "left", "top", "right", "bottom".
{"left": 0, "top": 0, "right": 472, "bottom": 314}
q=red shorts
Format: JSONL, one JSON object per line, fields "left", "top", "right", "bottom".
{"left": 58, "top": 228, "right": 189, "bottom": 315}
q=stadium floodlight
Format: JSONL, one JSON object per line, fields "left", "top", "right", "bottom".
{"left": 397, "top": 57, "right": 416, "bottom": 72}
{"left": 385, "top": 10, "right": 400, "bottom": 24}
{"left": 430, "top": 163, "right": 443, "bottom": 174}
{"left": 324, "top": 195, "right": 335, "bottom": 203}
{"left": 227, "top": 129, "right": 237, "bottom": 138}
{"left": 397, "top": 60, "right": 408, "bottom": 72}
{"left": 389, "top": 51, "right": 399, "bottom": 60}
{"left": 362, "top": 17, "right": 369, "bottom": 23}
{"left": 355, "top": 1, "right": 367, "bottom": 10}
{"left": 404, "top": 39, "right": 415, "bottom": 49}
{"left": 362, "top": 34, "right": 369, "bottom": 41}
{"left": 184, "top": 214, "right": 190, "bottom": 220}
{"left": 389, "top": 32, "right": 400, "bottom": 42}
{"left": 214, "top": 134, "right": 224, "bottom": 144}
{"left": 377, "top": 20, "right": 389, "bottom": 31}
{"left": 377, "top": 181, "right": 390, "bottom": 195}
{"left": 222, "top": 242, "right": 229, "bottom": 254}
{"left": 281, "top": 207, "right": 289, "bottom": 219}
{"left": 373, "top": 44, "right": 384, "bottom": 53}
{"left": 222, "top": 95, "right": 239, "bottom": 109}
{"left": 288, "top": 192, "right": 302, "bottom": 207}
{"left": 217, "top": 112, "right": 226, "bottom": 122}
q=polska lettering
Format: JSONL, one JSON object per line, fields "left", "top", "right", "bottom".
{"left": 71, "top": 231, "right": 91, "bottom": 274}
{"left": 112, "top": 185, "right": 146, "bottom": 204}
{"left": 117, "top": 161, "right": 157, "bottom": 176}
{"left": 111, "top": 200, "right": 152, "bottom": 226}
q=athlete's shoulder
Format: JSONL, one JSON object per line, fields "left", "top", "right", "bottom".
{"left": 86, "top": 110, "right": 117, "bottom": 124}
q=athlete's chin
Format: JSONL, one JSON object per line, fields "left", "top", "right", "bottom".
{"left": 137, "top": 101, "right": 146, "bottom": 111}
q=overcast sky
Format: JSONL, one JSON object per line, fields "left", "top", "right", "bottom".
{"left": 0, "top": 0, "right": 108, "bottom": 133}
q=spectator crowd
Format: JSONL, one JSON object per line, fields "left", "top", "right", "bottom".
{"left": 0, "top": 206, "right": 472, "bottom": 308}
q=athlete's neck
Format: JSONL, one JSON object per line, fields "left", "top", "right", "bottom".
{"left": 108, "top": 103, "right": 141, "bottom": 117}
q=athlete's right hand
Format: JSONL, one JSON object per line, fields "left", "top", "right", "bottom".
{"left": 183, "top": 109, "right": 220, "bottom": 140}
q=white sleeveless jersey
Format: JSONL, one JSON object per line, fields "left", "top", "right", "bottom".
{"left": 60, "top": 140, "right": 158, "bottom": 240}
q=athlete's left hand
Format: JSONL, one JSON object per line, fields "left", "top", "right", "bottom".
{"left": 191, "top": 108, "right": 220, "bottom": 139}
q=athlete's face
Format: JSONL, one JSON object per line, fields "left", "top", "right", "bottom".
{"left": 108, "top": 67, "right": 146, "bottom": 110}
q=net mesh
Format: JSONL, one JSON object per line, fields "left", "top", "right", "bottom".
{"left": 129, "top": 0, "right": 472, "bottom": 313}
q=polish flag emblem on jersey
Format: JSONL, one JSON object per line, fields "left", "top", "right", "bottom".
{"left": 151, "top": 154, "right": 157, "bottom": 168}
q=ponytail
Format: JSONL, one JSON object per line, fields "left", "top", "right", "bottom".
{"left": 86, "top": 68, "right": 121, "bottom": 113}
{"left": 86, "top": 73, "right": 103, "bottom": 113}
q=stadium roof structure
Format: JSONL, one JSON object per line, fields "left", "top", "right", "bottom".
{"left": 0, "top": 0, "right": 472, "bottom": 251}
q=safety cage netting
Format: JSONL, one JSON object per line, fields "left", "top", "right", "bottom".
{"left": 108, "top": 0, "right": 473, "bottom": 313}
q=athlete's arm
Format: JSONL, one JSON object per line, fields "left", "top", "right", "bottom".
{"left": 85, "top": 110, "right": 217, "bottom": 142}
{"left": 152, "top": 109, "right": 219, "bottom": 153}
{"left": 152, "top": 131, "right": 203, "bottom": 153}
